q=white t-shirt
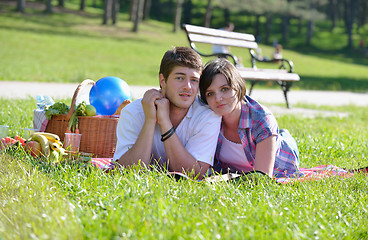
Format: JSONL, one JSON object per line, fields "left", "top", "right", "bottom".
{"left": 113, "top": 97, "right": 221, "bottom": 167}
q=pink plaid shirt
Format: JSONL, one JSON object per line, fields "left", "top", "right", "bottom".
{"left": 213, "top": 96, "right": 302, "bottom": 178}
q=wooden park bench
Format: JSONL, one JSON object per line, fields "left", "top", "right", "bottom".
{"left": 183, "top": 24, "right": 300, "bottom": 108}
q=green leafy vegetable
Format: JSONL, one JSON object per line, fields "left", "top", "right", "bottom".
{"left": 68, "top": 101, "right": 88, "bottom": 133}
{"left": 44, "top": 102, "right": 70, "bottom": 120}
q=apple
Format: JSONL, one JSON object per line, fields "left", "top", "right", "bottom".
{"left": 24, "top": 141, "right": 42, "bottom": 157}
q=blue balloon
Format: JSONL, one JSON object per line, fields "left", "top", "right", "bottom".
{"left": 89, "top": 76, "right": 132, "bottom": 115}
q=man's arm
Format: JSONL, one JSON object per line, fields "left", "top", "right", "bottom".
{"left": 155, "top": 98, "right": 220, "bottom": 179}
{"left": 163, "top": 133, "right": 210, "bottom": 179}
{"left": 116, "top": 89, "right": 162, "bottom": 168}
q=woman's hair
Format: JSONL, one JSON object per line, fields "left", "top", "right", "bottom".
{"left": 199, "top": 58, "right": 246, "bottom": 104}
{"left": 159, "top": 46, "right": 203, "bottom": 81}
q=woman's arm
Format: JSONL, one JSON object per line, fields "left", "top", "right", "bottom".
{"left": 254, "top": 135, "right": 277, "bottom": 177}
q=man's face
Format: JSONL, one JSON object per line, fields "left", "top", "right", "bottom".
{"left": 160, "top": 66, "right": 201, "bottom": 110}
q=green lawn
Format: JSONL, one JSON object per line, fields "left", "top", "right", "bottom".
{"left": 1, "top": 3, "right": 368, "bottom": 239}
{"left": 1, "top": 2, "right": 368, "bottom": 91}
{"left": 1, "top": 98, "right": 368, "bottom": 239}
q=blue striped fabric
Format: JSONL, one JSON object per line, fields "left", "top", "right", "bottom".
{"left": 214, "top": 95, "right": 303, "bottom": 178}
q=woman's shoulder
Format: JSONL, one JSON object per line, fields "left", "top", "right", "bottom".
{"left": 244, "top": 95, "right": 273, "bottom": 116}
{"left": 243, "top": 96, "right": 279, "bottom": 135}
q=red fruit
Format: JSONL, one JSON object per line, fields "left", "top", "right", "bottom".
{"left": 24, "top": 141, "right": 42, "bottom": 157}
{"left": 15, "top": 135, "right": 26, "bottom": 146}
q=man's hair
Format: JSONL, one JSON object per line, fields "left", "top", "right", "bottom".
{"left": 159, "top": 47, "right": 203, "bottom": 81}
{"left": 199, "top": 58, "right": 246, "bottom": 104}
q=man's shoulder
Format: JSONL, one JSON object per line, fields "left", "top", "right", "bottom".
{"left": 121, "top": 98, "right": 143, "bottom": 114}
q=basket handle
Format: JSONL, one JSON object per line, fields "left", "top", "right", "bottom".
{"left": 65, "top": 79, "right": 95, "bottom": 121}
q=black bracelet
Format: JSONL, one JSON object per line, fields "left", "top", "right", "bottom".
{"left": 161, "top": 127, "right": 175, "bottom": 142}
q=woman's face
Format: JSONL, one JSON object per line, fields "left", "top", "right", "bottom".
{"left": 204, "top": 73, "right": 239, "bottom": 116}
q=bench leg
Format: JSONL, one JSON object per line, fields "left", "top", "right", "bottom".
{"left": 248, "top": 80, "right": 256, "bottom": 96}
{"left": 278, "top": 81, "right": 293, "bottom": 108}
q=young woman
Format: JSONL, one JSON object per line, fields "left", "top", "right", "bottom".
{"left": 199, "top": 58, "right": 302, "bottom": 178}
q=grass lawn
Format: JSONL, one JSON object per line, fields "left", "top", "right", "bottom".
{"left": 1, "top": 98, "right": 368, "bottom": 239}
{"left": 1, "top": 2, "right": 368, "bottom": 239}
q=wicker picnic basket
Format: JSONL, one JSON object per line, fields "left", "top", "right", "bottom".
{"left": 45, "top": 79, "right": 125, "bottom": 158}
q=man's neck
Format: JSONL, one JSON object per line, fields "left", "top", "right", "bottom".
{"left": 169, "top": 105, "right": 190, "bottom": 128}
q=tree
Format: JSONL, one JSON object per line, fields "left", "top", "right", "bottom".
{"left": 45, "top": 0, "right": 53, "bottom": 13}
{"left": 103, "top": 0, "right": 120, "bottom": 25}
{"left": 133, "top": 0, "right": 145, "bottom": 32}
{"left": 16, "top": 0, "right": 25, "bottom": 13}
{"left": 328, "top": 0, "right": 339, "bottom": 30}
{"left": 174, "top": 0, "right": 184, "bottom": 32}
{"left": 344, "top": 0, "right": 357, "bottom": 48}
{"left": 80, "top": 0, "right": 86, "bottom": 11}
{"left": 143, "top": 0, "right": 152, "bottom": 20}
{"left": 203, "top": 0, "right": 213, "bottom": 27}
{"left": 58, "top": 0, "right": 64, "bottom": 7}
{"left": 183, "top": 0, "right": 192, "bottom": 24}
{"left": 103, "top": 0, "right": 113, "bottom": 24}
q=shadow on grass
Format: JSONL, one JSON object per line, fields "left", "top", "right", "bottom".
{"left": 249, "top": 75, "right": 368, "bottom": 92}
{"left": 296, "top": 75, "right": 368, "bottom": 92}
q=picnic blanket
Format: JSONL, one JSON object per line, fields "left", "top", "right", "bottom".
{"left": 91, "top": 158, "right": 357, "bottom": 184}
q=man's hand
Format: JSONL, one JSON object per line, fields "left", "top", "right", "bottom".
{"left": 154, "top": 97, "right": 171, "bottom": 130}
{"left": 142, "top": 89, "right": 163, "bottom": 125}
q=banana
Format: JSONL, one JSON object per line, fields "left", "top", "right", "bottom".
{"left": 33, "top": 132, "right": 61, "bottom": 142}
{"left": 49, "top": 150, "right": 60, "bottom": 164}
{"left": 29, "top": 133, "right": 50, "bottom": 157}
{"left": 49, "top": 142, "right": 66, "bottom": 156}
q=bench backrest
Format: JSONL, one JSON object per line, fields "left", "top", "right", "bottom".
{"left": 183, "top": 24, "right": 258, "bottom": 50}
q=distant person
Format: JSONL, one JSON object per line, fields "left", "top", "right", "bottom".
{"left": 113, "top": 46, "right": 221, "bottom": 179}
{"left": 255, "top": 47, "right": 269, "bottom": 62}
{"left": 273, "top": 44, "right": 283, "bottom": 61}
{"left": 212, "top": 22, "right": 235, "bottom": 54}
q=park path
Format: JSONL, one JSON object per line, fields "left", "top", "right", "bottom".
{"left": 1, "top": 81, "right": 367, "bottom": 117}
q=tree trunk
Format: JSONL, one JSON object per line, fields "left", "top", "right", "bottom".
{"left": 265, "top": 14, "right": 272, "bottom": 44}
{"left": 297, "top": 17, "right": 302, "bottom": 35}
{"left": 346, "top": 0, "right": 357, "bottom": 48}
{"left": 306, "top": 20, "right": 314, "bottom": 46}
{"left": 281, "top": 15, "right": 289, "bottom": 43}
{"left": 306, "top": 2, "right": 315, "bottom": 46}
{"left": 223, "top": 8, "right": 230, "bottom": 23}
{"left": 183, "top": 0, "right": 192, "bottom": 24}
{"left": 203, "top": 0, "right": 213, "bottom": 27}
{"left": 254, "top": 14, "right": 261, "bottom": 41}
{"left": 80, "top": 0, "right": 86, "bottom": 11}
{"left": 133, "top": 0, "right": 145, "bottom": 32}
{"left": 57, "top": 0, "right": 64, "bottom": 7}
{"left": 329, "top": 0, "right": 337, "bottom": 30}
{"left": 103, "top": 0, "right": 112, "bottom": 24}
{"left": 174, "top": 0, "right": 184, "bottom": 32}
{"left": 45, "top": 0, "right": 53, "bottom": 13}
{"left": 112, "top": 0, "right": 120, "bottom": 25}
{"left": 130, "top": 0, "right": 138, "bottom": 22}
{"left": 16, "top": 0, "right": 26, "bottom": 13}
{"left": 143, "top": 0, "right": 152, "bottom": 20}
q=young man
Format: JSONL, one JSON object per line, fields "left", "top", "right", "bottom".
{"left": 113, "top": 47, "right": 221, "bottom": 179}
